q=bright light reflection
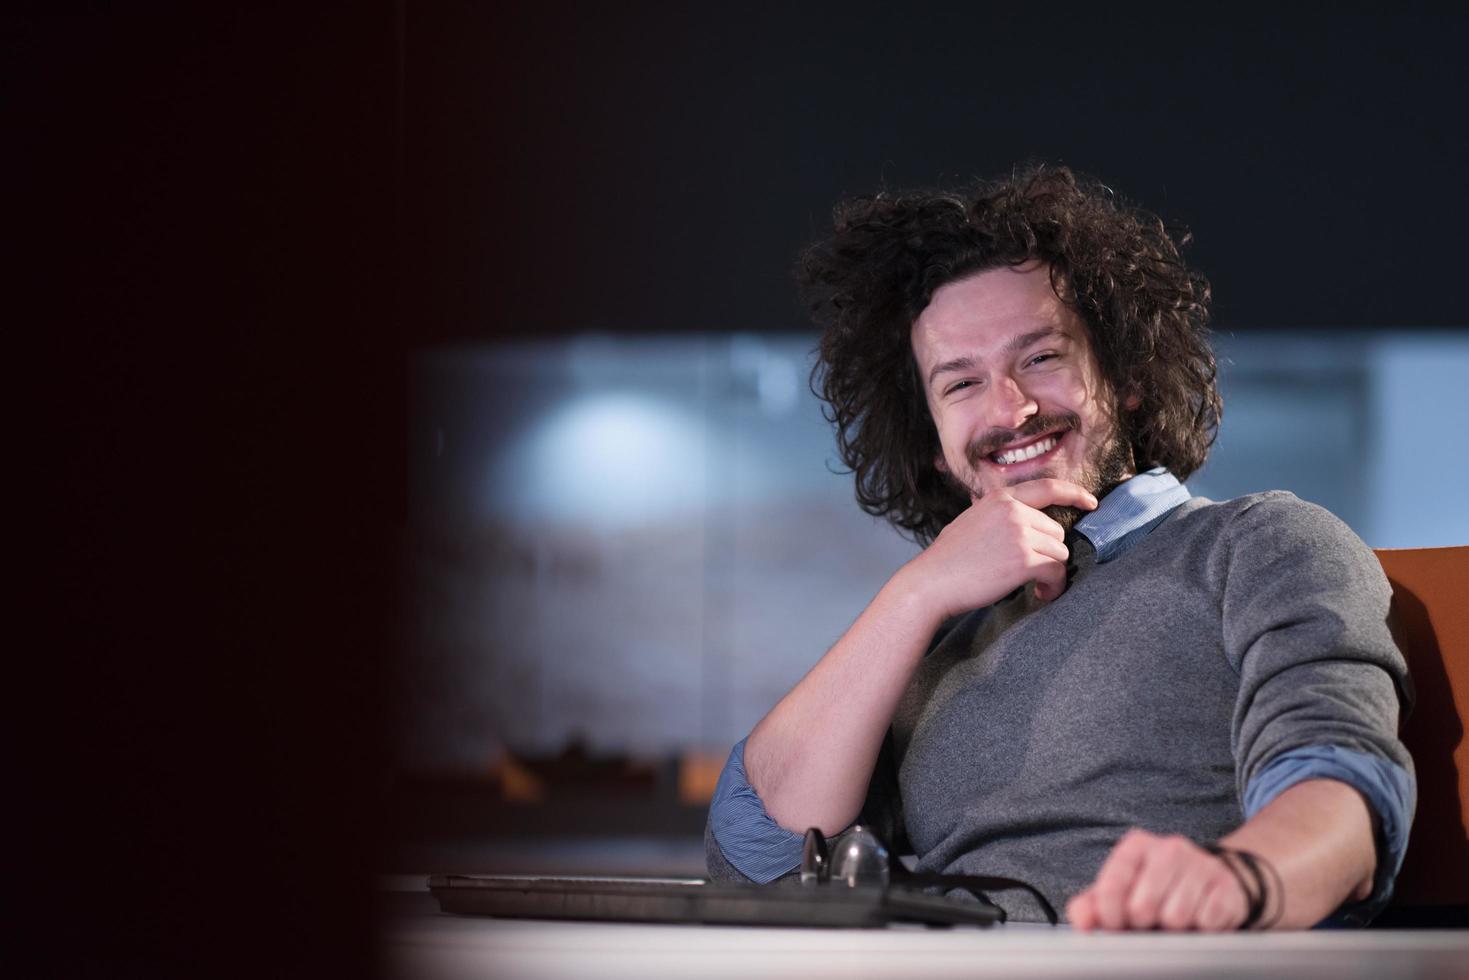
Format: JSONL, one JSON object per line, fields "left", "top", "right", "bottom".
{"left": 497, "top": 393, "right": 706, "bottom": 529}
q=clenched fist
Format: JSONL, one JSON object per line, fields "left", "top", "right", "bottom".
{"left": 1067, "top": 829, "right": 1253, "bottom": 932}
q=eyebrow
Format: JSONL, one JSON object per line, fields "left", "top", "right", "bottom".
{"left": 925, "top": 327, "right": 1065, "bottom": 388}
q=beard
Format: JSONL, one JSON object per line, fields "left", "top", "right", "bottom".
{"left": 1037, "top": 430, "right": 1134, "bottom": 532}
{"left": 948, "top": 411, "right": 1135, "bottom": 533}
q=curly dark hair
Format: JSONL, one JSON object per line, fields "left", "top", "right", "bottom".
{"left": 800, "top": 164, "right": 1221, "bottom": 545}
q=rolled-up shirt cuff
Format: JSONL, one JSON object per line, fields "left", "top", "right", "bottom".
{"left": 1243, "top": 744, "right": 1415, "bottom": 923}
{"left": 708, "top": 737, "right": 806, "bottom": 884}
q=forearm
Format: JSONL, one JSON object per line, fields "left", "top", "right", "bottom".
{"left": 744, "top": 566, "right": 940, "bottom": 836}
{"left": 1220, "top": 777, "right": 1376, "bottom": 929}
{"left": 745, "top": 480, "right": 1093, "bottom": 837}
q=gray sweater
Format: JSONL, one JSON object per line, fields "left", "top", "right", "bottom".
{"left": 707, "top": 492, "right": 1413, "bottom": 921}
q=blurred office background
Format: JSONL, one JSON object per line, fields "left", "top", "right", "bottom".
{"left": 405, "top": 330, "right": 1469, "bottom": 765}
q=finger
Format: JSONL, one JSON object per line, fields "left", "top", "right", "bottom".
{"left": 1008, "top": 479, "right": 1100, "bottom": 512}
{"left": 1156, "top": 855, "right": 1216, "bottom": 931}
{"left": 1195, "top": 875, "right": 1247, "bottom": 933}
{"left": 1066, "top": 889, "right": 1098, "bottom": 931}
{"left": 1089, "top": 830, "right": 1153, "bottom": 931}
{"left": 1122, "top": 838, "right": 1192, "bottom": 930}
{"left": 1031, "top": 556, "right": 1069, "bottom": 602}
{"left": 1027, "top": 529, "right": 1071, "bottom": 564}
{"left": 1026, "top": 508, "right": 1068, "bottom": 542}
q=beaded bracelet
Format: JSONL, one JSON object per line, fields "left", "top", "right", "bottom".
{"left": 1200, "top": 843, "right": 1283, "bottom": 930}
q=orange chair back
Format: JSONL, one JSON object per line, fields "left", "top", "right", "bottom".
{"left": 1376, "top": 546, "right": 1469, "bottom": 907}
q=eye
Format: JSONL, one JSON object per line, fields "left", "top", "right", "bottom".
{"left": 944, "top": 378, "right": 979, "bottom": 396}
{"left": 1025, "top": 352, "right": 1059, "bottom": 368}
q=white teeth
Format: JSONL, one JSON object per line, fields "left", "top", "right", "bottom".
{"left": 994, "top": 435, "right": 1058, "bottom": 465}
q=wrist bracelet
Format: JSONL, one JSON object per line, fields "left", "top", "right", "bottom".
{"left": 1201, "top": 843, "right": 1283, "bottom": 930}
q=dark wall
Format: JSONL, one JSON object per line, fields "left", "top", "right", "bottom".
{"left": 408, "top": 3, "right": 1469, "bottom": 338}
{"left": 19, "top": 5, "right": 398, "bottom": 976}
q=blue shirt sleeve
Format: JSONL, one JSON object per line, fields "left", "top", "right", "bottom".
{"left": 1243, "top": 744, "right": 1416, "bottom": 924}
{"left": 707, "top": 738, "right": 806, "bottom": 883}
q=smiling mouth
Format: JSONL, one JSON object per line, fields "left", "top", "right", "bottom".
{"left": 989, "top": 432, "right": 1063, "bottom": 466}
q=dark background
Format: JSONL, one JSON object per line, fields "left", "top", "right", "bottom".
{"left": 16, "top": 2, "right": 1468, "bottom": 975}
{"left": 407, "top": 3, "right": 1469, "bottom": 338}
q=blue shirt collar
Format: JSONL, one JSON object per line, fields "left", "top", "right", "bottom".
{"left": 1073, "top": 467, "right": 1191, "bottom": 563}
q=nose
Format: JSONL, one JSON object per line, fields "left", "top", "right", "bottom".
{"left": 982, "top": 373, "right": 1038, "bottom": 430}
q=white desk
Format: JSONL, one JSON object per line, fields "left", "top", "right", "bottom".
{"left": 382, "top": 891, "right": 1469, "bottom": 980}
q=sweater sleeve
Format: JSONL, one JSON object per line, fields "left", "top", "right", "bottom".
{"left": 1243, "top": 744, "right": 1415, "bottom": 922}
{"left": 704, "top": 732, "right": 911, "bottom": 884}
{"left": 1220, "top": 493, "right": 1416, "bottom": 917}
{"left": 704, "top": 738, "right": 804, "bottom": 884}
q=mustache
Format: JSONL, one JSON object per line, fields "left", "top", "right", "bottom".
{"left": 964, "top": 413, "right": 1080, "bottom": 468}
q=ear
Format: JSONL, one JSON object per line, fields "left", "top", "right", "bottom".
{"left": 1122, "top": 391, "right": 1142, "bottom": 412}
{"left": 933, "top": 453, "right": 949, "bottom": 475}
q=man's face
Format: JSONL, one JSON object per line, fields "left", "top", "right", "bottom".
{"left": 910, "top": 261, "right": 1135, "bottom": 523}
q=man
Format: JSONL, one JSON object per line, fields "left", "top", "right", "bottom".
{"left": 705, "top": 166, "right": 1415, "bottom": 930}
